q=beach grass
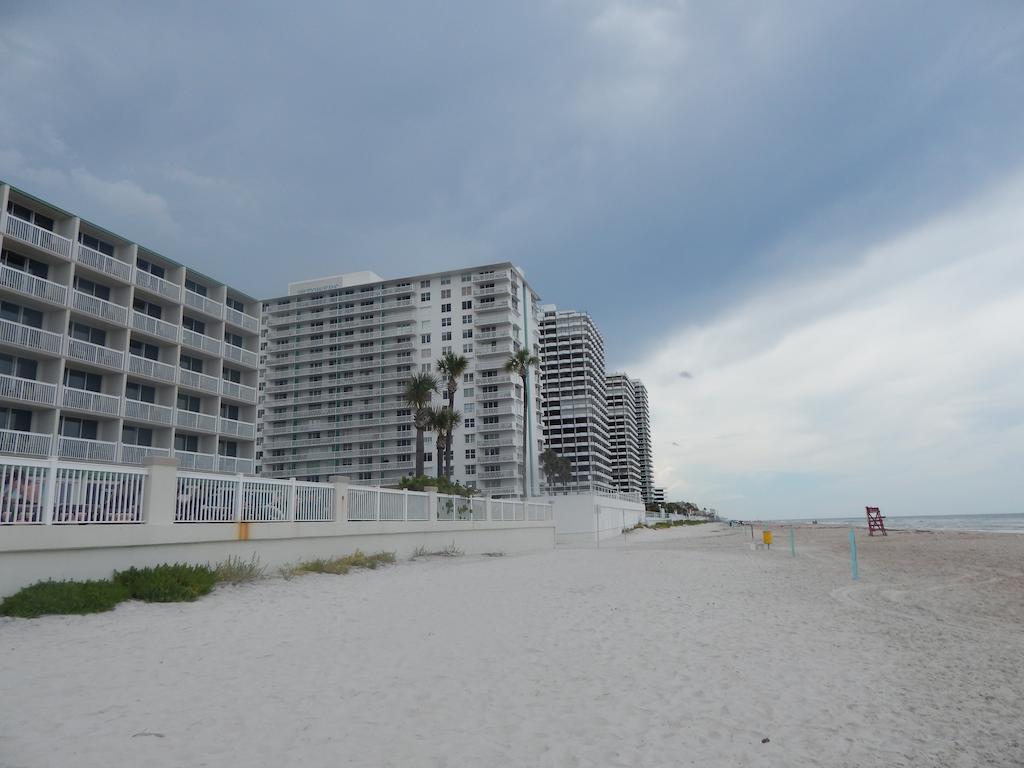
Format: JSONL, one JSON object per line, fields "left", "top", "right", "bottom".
{"left": 289, "top": 550, "right": 396, "bottom": 576}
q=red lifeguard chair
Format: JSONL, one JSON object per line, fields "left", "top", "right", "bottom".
{"left": 866, "top": 506, "right": 887, "bottom": 536}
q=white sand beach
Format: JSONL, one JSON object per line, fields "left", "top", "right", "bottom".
{"left": 2, "top": 523, "right": 1022, "bottom": 767}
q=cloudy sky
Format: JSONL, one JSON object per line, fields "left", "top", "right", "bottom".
{"left": 2, "top": 2, "right": 1022, "bottom": 517}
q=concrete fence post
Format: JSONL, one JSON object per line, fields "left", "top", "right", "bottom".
{"left": 288, "top": 477, "right": 298, "bottom": 522}
{"left": 143, "top": 457, "right": 180, "bottom": 526}
{"left": 233, "top": 474, "right": 244, "bottom": 522}
{"left": 424, "top": 485, "right": 437, "bottom": 524}
{"left": 41, "top": 456, "right": 58, "bottom": 525}
{"left": 329, "top": 475, "right": 350, "bottom": 523}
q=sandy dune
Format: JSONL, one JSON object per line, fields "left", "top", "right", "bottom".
{"left": 2, "top": 524, "right": 1022, "bottom": 767}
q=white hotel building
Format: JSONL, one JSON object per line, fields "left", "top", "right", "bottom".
{"left": 0, "top": 182, "right": 261, "bottom": 472}
{"left": 258, "top": 264, "right": 544, "bottom": 496}
{"left": 538, "top": 305, "right": 613, "bottom": 493}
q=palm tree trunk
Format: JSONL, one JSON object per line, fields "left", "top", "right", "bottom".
{"left": 521, "top": 374, "right": 529, "bottom": 498}
{"left": 436, "top": 436, "right": 444, "bottom": 480}
{"left": 415, "top": 424, "right": 425, "bottom": 477}
{"left": 445, "top": 430, "right": 453, "bottom": 479}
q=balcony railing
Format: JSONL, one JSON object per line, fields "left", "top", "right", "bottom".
{"left": 473, "top": 269, "right": 511, "bottom": 283}
{"left": 71, "top": 290, "right": 129, "bottom": 326}
{"left": 184, "top": 289, "right": 224, "bottom": 319}
{"left": 219, "top": 418, "right": 256, "bottom": 439}
{"left": 0, "top": 264, "right": 68, "bottom": 306}
{"left": 127, "top": 354, "right": 177, "bottom": 383}
{"left": 131, "top": 311, "right": 180, "bottom": 342}
{"left": 174, "top": 450, "right": 218, "bottom": 471}
{"left": 123, "top": 399, "right": 175, "bottom": 425}
{"left": 61, "top": 387, "right": 121, "bottom": 416}
{"left": 66, "top": 338, "right": 125, "bottom": 371}
{"left": 120, "top": 445, "right": 172, "bottom": 465}
{"left": 0, "top": 374, "right": 57, "bottom": 406}
{"left": 224, "top": 306, "right": 259, "bottom": 333}
{"left": 74, "top": 243, "right": 132, "bottom": 283}
{"left": 58, "top": 436, "right": 118, "bottom": 462}
{"left": 3, "top": 213, "right": 73, "bottom": 259}
{"left": 134, "top": 268, "right": 181, "bottom": 301}
{"left": 0, "top": 319, "right": 63, "bottom": 355}
{"left": 177, "top": 368, "right": 220, "bottom": 394}
{"left": 181, "top": 328, "right": 222, "bottom": 356}
{"left": 475, "top": 300, "right": 512, "bottom": 313}
{"left": 217, "top": 456, "right": 254, "bottom": 474}
{"left": 220, "top": 380, "right": 257, "bottom": 403}
{"left": 175, "top": 409, "right": 219, "bottom": 432}
{"left": 223, "top": 343, "right": 258, "bottom": 368}
{"left": 0, "top": 429, "right": 53, "bottom": 457}
{"left": 476, "top": 343, "right": 515, "bottom": 357}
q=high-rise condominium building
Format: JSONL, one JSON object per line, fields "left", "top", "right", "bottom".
{"left": 634, "top": 379, "right": 654, "bottom": 503}
{"left": 538, "top": 305, "right": 612, "bottom": 493}
{"left": 605, "top": 373, "right": 641, "bottom": 496}
{"left": 0, "top": 182, "right": 261, "bottom": 471}
{"left": 259, "top": 263, "right": 544, "bottom": 496}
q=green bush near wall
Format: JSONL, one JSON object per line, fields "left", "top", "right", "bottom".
{"left": 0, "top": 579, "right": 130, "bottom": 618}
{"left": 114, "top": 563, "right": 216, "bottom": 603}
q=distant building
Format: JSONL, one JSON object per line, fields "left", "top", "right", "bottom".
{"left": 634, "top": 379, "right": 654, "bottom": 504}
{"left": 653, "top": 487, "right": 665, "bottom": 504}
{"left": 605, "top": 373, "right": 654, "bottom": 500}
{"left": 0, "top": 181, "right": 260, "bottom": 472}
{"left": 538, "top": 305, "right": 613, "bottom": 493}
{"left": 258, "top": 264, "right": 543, "bottom": 496}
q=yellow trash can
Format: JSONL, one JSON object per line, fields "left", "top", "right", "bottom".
{"left": 762, "top": 530, "right": 773, "bottom": 546}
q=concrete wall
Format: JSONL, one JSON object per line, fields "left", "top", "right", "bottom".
{"left": 542, "top": 494, "right": 646, "bottom": 544}
{"left": 0, "top": 520, "right": 553, "bottom": 596}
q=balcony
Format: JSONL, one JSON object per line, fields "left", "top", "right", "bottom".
{"left": 0, "top": 374, "right": 57, "bottom": 406}
{"left": 476, "top": 343, "right": 516, "bottom": 358}
{"left": 58, "top": 436, "right": 118, "bottom": 462}
{"left": 71, "top": 290, "right": 129, "bottom": 326}
{"left": 0, "top": 319, "right": 63, "bottom": 355}
{"left": 175, "top": 409, "right": 219, "bottom": 433}
{"left": 128, "top": 354, "right": 177, "bottom": 384}
{"left": 177, "top": 368, "right": 220, "bottom": 394}
{"left": 61, "top": 387, "right": 121, "bottom": 416}
{"left": 123, "top": 398, "right": 174, "bottom": 426}
{"left": 220, "top": 380, "right": 257, "bottom": 403}
{"left": 217, "top": 456, "right": 254, "bottom": 474}
{"left": 65, "top": 338, "right": 125, "bottom": 372}
{"left": 184, "top": 289, "right": 224, "bottom": 319}
{"left": 74, "top": 243, "right": 132, "bottom": 283}
{"left": 475, "top": 300, "right": 512, "bottom": 314}
{"left": 0, "top": 428, "right": 53, "bottom": 457}
{"left": 0, "top": 264, "right": 68, "bottom": 307}
{"left": 224, "top": 306, "right": 259, "bottom": 333}
{"left": 223, "top": 343, "right": 258, "bottom": 368}
{"left": 473, "top": 285, "right": 511, "bottom": 298}
{"left": 181, "top": 328, "right": 222, "bottom": 356}
{"left": 174, "top": 450, "right": 218, "bottom": 471}
{"left": 131, "top": 311, "right": 180, "bottom": 342}
{"left": 219, "top": 418, "right": 256, "bottom": 440}
{"left": 134, "top": 269, "right": 181, "bottom": 302}
{"left": 120, "top": 445, "right": 171, "bottom": 465}
{"left": 3, "top": 213, "right": 73, "bottom": 260}
{"left": 473, "top": 269, "right": 511, "bottom": 283}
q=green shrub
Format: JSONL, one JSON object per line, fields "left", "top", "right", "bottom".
{"left": 114, "top": 563, "right": 216, "bottom": 602}
{"left": 395, "top": 475, "right": 477, "bottom": 496}
{"left": 290, "top": 549, "right": 395, "bottom": 576}
{"left": 213, "top": 554, "right": 266, "bottom": 584}
{"left": 0, "top": 579, "right": 129, "bottom": 618}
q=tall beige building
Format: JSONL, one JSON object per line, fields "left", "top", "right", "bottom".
{"left": 258, "top": 264, "right": 544, "bottom": 496}
{"left": 0, "top": 182, "right": 261, "bottom": 471}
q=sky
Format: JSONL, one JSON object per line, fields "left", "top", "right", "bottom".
{"left": 2, "top": 2, "right": 1022, "bottom": 517}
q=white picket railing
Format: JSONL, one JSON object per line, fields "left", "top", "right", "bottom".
{"left": 0, "top": 459, "right": 146, "bottom": 524}
{"left": 174, "top": 474, "right": 335, "bottom": 523}
{"left": 75, "top": 243, "right": 132, "bottom": 282}
{"left": 345, "top": 485, "right": 552, "bottom": 523}
{"left": 3, "top": 213, "right": 74, "bottom": 259}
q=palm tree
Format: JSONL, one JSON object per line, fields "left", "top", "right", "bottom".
{"left": 426, "top": 406, "right": 461, "bottom": 481}
{"left": 404, "top": 372, "right": 439, "bottom": 478}
{"left": 436, "top": 352, "right": 469, "bottom": 478}
{"left": 505, "top": 347, "right": 539, "bottom": 498}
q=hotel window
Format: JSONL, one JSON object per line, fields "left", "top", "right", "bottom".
{"left": 464, "top": 418, "right": 475, "bottom": 428}
{"left": 462, "top": 329, "right": 473, "bottom": 339}
{"left": 184, "top": 279, "right": 208, "bottom": 297}
{"left": 0, "top": 301, "right": 42, "bottom": 328}
{"left": 73, "top": 276, "right": 111, "bottom": 301}
{"left": 177, "top": 394, "right": 201, "bottom": 413}
{"left": 442, "top": 345, "right": 452, "bottom": 354}
{"left": 59, "top": 417, "right": 98, "bottom": 439}
{"left": 463, "top": 315, "right": 472, "bottom": 324}
{"left": 64, "top": 369, "right": 102, "bottom": 392}
{"left": 465, "top": 449, "right": 476, "bottom": 460}
{"left": 463, "top": 373, "right": 474, "bottom": 382}
{"left": 441, "top": 289, "right": 451, "bottom": 299}
{"left": 218, "top": 440, "right": 239, "bottom": 457}
{"left": 462, "top": 300, "right": 472, "bottom": 310}
{"left": 441, "top": 317, "right": 451, "bottom": 327}
{"left": 121, "top": 426, "right": 153, "bottom": 446}
{"left": 0, "top": 353, "right": 37, "bottom": 380}
{"left": 462, "top": 286, "right": 472, "bottom": 296}
{"left": 226, "top": 297, "right": 245, "bottom": 313}
{"left": 420, "top": 292, "right": 431, "bottom": 302}
{"left": 441, "top": 332, "right": 451, "bottom": 341}
{"left": 182, "top": 316, "right": 206, "bottom": 334}
{"left": 420, "top": 334, "right": 431, "bottom": 344}
{"left": 464, "top": 434, "right": 475, "bottom": 444}
{"left": 0, "top": 407, "right": 32, "bottom": 431}
{"left": 6, "top": 201, "right": 54, "bottom": 231}
{"left": 133, "top": 298, "right": 163, "bottom": 319}
{"left": 465, "top": 465, "right": 476, "bottom": 475}
{"left": 420, "top": 280, "right": 431, "bottom": 288}
{"left": 179, "top": 354, "right": 204, "bottom": 374}
{"left": 463, "top": 344, "right": 473, "bottom": 353}
{"left": 224, "top": 331, "right": 243, "bottom": 347}
{"left": 174, "top": 434, "right": 199, "bottom": 452}
{"left": 461, "top": 273, "right": 471, "bottom": 282}
{"left": 129, "top": 340, "right": 160, "bottom": 360}
{"left": 220, "top": 403, "right": 240, "bottom": 420}
{"left": 136, "top": 258, "right": 166, "bottom": 279}
{"left": 222, "top": 366, "right": 242, "bottom": 383}
{"left": 1, "top": 249, "right": 50, "bottom": 278}
{"left": 125, "top": 383, "right": 156, "bottom": 403}
{"left": 441, "top": 303, "right": 451, "bottom": 313}
{"left": 69, "top": 321, "right": 106, "bottom": 346}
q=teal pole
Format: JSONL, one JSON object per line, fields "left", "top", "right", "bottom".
{"left": 789, "top": 527, "right": 796, "bottom": 557}
{"left": 849, "top": 528, "right": 859, "bottom": 580}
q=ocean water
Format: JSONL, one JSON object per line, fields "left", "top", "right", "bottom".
{"left": 775, "top": 513, "right": 1024, "bottom": 534}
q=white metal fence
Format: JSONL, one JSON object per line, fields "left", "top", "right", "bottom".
{"left": 344, "top": 485, "right": 552, "bottom": 523}
{"left": 1, "top": 459, "right": 147, "bottom": 524}
{"left": 0, "top": 456, "right": 553, "bottom": 527}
